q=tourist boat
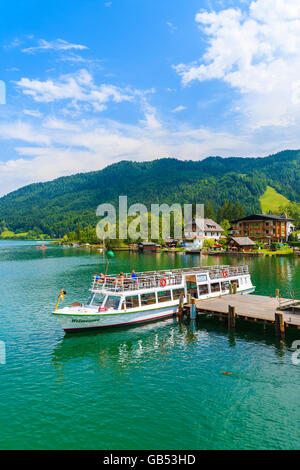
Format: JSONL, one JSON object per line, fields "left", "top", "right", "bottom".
{"left": 52, "top": 265, "right": 255, "bottom": 333}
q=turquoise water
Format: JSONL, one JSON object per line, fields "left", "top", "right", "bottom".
{"left": 0, "top": 240, "right": 300, "bottom": 450}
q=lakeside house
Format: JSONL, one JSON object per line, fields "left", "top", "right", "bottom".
{"left": 229, "top": 237, "right": 256, "bottom": 253}
{"left": 183, "top": 218, "right": 224, "bottom": 248}
{"left": 138, "top": 242, "right": 160, "bottom": 252}
{"left": 231, "top": 214, "right": 295, "bottom": 244}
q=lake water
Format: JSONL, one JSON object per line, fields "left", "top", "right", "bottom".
{"left": 0, "top": 240, "right": 300, "bottom": 450}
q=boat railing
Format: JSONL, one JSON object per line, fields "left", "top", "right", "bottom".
{"left": 92, "top": 272, "right": 183, "bottom": 293}
{"left": 91, "top": 265, "right": 249, "bottom": 293}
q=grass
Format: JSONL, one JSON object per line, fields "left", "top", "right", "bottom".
{"left": 260, "top": 186, "right": 290, "bottom": 213}
{"left": 261, "top": 248, "right": 293, "bottom": 255}
{"left": 0, "top": 230, "right": 15, "bottom": 238}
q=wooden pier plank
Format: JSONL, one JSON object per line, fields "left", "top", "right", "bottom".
{"left": 194, "top": 294, "right": 300, "bottom": 328}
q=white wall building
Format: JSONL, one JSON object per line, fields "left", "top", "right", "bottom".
{"left": 184, "top": 218, "right": 224, "bottom": 245}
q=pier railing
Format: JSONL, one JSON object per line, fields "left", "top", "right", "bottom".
{"left": 91, "top": 265, "right": 249, "bottom": 293}
{"left": 278, "top": 288, "right": 300, "bottom": 309}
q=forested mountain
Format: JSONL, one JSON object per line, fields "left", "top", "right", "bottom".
{"left": 0, "top": 149, "right": 299, "bottom": 237}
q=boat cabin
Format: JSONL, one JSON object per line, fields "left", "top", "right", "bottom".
{"left": 89, "top": 265, "right": 252, "bottom": 312}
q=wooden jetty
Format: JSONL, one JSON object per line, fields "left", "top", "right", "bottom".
{"left": 181, "top": 294, "right": 300, "bottom": 340}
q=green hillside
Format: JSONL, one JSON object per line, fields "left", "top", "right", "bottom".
{"left": 0, "top": 150, "right": 299, "bottom": 236}
{"left": 260, "top": 186, "right": 290, "bottom": 213}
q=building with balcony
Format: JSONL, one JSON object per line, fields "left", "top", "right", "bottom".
{"left": 231, "top": 214, "right": 294, "bottom": 244}
{"left": 183, "top": 218, "right": 224, "bottom": 248}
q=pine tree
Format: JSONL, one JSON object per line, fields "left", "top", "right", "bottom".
{"left": 76, "top": 221, "right": 81, "bottom": 241}
{"left": 233, "top": 202, "right": 245, "bottom": 220}
{"left": 205, "top": 201, "right": 215, "bottom": 220}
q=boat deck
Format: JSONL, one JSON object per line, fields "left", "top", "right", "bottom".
{"left": 91, "top": 265, "right": 249, "bottom": 293}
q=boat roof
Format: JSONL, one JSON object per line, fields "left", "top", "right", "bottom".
{"left": 91, "top": 265, "right": 249, "bottom": 294}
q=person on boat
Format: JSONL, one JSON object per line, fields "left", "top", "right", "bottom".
{"left": 131, "top": 270, "right": 137, "bottom": 279}
{"left": 116, "top": 272, "right": 124, "bottom": 287}
{"left": 95, "top": 273, "right": 105, "bottom": 285}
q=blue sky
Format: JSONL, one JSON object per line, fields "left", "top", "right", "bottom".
{"left": 0, "top": 0, "right": 300, "bottom": 195}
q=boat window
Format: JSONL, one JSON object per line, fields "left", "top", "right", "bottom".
{"left": 141, "top": 292, "right": 156, "bottom": 306}
{"left": 104, "top": 295, "right": 121, "bottom": 310}
{"left": 125, "top": 295, "right": 140, "bottom": 309}
{"left": 87, "top": 294, "right": 95, "bottom": 305}
{"left": 221, "top": 281, "right": 230, "bottom": 291}
{"left": 157, "top": 290, "right": 172, "bottom": 303}
{"left": 211, "top": 282, "right": 220, "bottom": 293}
{"left": 90, "top": 295, "right": 105, "bottom": 306}
{"left": 199, "top": 284, "right": 209, "bottom": 295}
{"left": 172, "top": 288, "right": 185, "bottom": 300}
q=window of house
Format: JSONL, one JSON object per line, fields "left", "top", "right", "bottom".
{"left": 125, "top": 295, "right": 140, "bottom": 309}
{"left": 141, "top": 292, "right": 156, "bottom": 306}
{"left": 157, "top": 290, "right": 172, "bottom": 303}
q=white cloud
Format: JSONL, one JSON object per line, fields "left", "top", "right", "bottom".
{"left": 15, "top": 69, "right": 135, "bottom": 112}
{"left": 167, "top": 22, "right": 177, "bottom": 33}
{"left": 3, "top": 38, "right": 21, "bottom": 50}
{"left": 23, "top": 109, "right": 42, "bottom": 118}
{"left": 1, "top": 36, "right": 300, "bottom": 198}
{"left": 172, "top": 105, "right": 186, "bottom": 113}
{"left": 22, "top": 38, "right": 88, "bottom": 54}
{"left": 42, "top": 117, "right": 80, "bottom": 131}
{"left": 0, "top": 107, "right": 298, "bottom": 196}
{"left": 5, "top": 67, "right": 19, "bottom": 72}
{"left": 174, "top": 0, "right": 300, "bottom": 128}
{"left": 0, "top": 121, "right": 50, "bottom": 145}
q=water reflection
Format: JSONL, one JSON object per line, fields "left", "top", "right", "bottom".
{"left": 52, "top": 318, "right": 205, "bottom": 372}
{"left": 51, "top": 314, "right": 298, "bottom": 380}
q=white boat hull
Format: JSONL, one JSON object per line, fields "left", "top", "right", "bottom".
{"left": 56, "top": 305, "right": 178, "bottom": 333}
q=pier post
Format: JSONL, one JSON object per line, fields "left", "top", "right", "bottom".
{"left": 233, "top": 282, "right": 237, "bottom": 295}
{"left": 229, "top": 283, "right": 233, "bottom": 295}
{"left": 190, "top": 298, "right": 197, "bottom": 319}
{"left": 275, "top": 312, "right": 285, "bottom": 340}
{"left": 178, "top": 294, "right": 184, "bottom": 320}
{"left": 275, "top": 289, "right": 279, "bottom": 299}
{"left": 228, "top": 305, "right": 236, "bottom": 330}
